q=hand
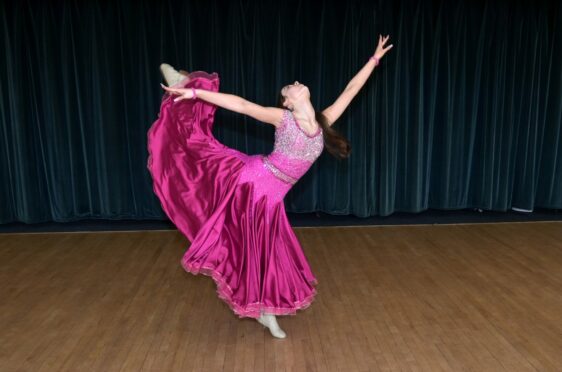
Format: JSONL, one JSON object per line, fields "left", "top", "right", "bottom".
{"left": 160, "top": 83, "right": 195, "bottom": 102}
{"left": 373, "top": 34, "right": 393, "bottom": 60}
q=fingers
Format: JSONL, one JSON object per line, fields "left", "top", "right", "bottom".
{"left": 374, "top": 34, "right": 394, "bottom": 59}
{"left": 160, "top": 83, "right": 179, "bottom": 92}
{"left": 161, "top": 83, "right": 174, "bottom": 92}
{"left": 160, "top": 83, "right": 183, "bottom": 96}
{"left": 378, "top": 34, "right": 391, "bottom": 47}
{"left": 160, "top": 83, "right": 193, "bottom": 104}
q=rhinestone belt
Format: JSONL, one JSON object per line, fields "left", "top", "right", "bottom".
{"left": 262, "top": 156, "right": 298, "bottom": 185}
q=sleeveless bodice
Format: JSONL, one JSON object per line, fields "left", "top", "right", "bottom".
{"left": 262, "top": 109, "right": 324, "bottom": 184}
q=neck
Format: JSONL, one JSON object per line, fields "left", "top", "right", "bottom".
{"left": 292, "top": 101, "right": 316, "bottom": 125}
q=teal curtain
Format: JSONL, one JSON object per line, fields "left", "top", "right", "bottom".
{"left": 0, "top": 0, "right": 560, "bottom": 223}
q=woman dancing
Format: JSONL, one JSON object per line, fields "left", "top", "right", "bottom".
{"left": 148, "top": 35, "right": 393, "bottom": 338}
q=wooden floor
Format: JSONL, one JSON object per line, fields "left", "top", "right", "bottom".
{"left": 1, "top": 222, "right": 562, "bottom": 372}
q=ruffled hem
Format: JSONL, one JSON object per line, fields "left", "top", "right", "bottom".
{"left": 181, "top": 260, "right": 318, "bottom": 319}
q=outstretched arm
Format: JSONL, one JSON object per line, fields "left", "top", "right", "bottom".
{"left": 161, "top": 84, "right": 284, "bottom": 127}
{"left": 321, "top": 35, "right": 393, "bottom": 127}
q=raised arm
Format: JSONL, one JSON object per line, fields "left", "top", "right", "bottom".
{"left": 321, "top": 35, "right": 393, "bottom": 127}
{"left": 161, "top": 84, "right": 284, "bottom": 127}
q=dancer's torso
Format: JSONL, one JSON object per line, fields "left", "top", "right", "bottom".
{"left": 262, "top": 110, "right": 324, "bottom": 185}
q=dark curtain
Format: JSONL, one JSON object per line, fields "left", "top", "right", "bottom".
{"left": 0, "top": 0, "right": 560, "bottom": 223}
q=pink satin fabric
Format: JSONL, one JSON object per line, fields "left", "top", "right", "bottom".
{"left": 147, "top": 71, "right": 318, "bottom": 318}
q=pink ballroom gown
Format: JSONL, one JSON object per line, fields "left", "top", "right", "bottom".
{"left": 147, "top": 71, "right": 323, "bottom": 318}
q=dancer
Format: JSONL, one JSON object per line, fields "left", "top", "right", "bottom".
{"left": 147, "top": 35, "right": 392, "bottom": 338}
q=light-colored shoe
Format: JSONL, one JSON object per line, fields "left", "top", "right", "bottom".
{"left": 160, "top": 63, "right": 189, "bottom": 87}
{"left": 257, "top": 314, "right": 287, "bottom": 339}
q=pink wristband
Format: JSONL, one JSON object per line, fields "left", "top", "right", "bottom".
{"left": 370, "top": 56, "right": 380, "bottom": 66}
{"left": 191, "top": 87, "right": 197, "bottom": 99}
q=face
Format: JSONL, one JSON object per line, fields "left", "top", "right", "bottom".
{"left": 280, "top": 81, "right": 309, "bottom": 108}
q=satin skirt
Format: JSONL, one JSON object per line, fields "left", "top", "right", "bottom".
{"left": 147, "top": 71, "right": 317, "bottom": 318}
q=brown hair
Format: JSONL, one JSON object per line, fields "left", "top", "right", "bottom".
{"left": 277, "top": 93, "right": 351, "bottom": 159}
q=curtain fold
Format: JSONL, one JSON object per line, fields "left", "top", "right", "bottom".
{"left": 0, "top": 0, "right": 560, "bottom": 223}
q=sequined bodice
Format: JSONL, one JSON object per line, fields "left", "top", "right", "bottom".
{"left": 262, "top": 110, "right": 324, "bottom": 185}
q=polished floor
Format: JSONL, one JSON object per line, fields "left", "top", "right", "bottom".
{"left": 1, "top": 222, "right": 561, "bottom": 371}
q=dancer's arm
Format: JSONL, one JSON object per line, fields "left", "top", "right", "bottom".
{"left": 161, "top": 84, "right": 284, "bottom": 127}
{"left": 321, "top": 35, "right": 393, "bottom": 127}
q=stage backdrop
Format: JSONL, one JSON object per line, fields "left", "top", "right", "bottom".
{"left": 0, "top": 0, "right": 560, "bottom": 223}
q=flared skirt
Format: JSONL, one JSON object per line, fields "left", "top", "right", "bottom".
{"left": 147, "top": 71, "right": 317, "bottom": 318}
